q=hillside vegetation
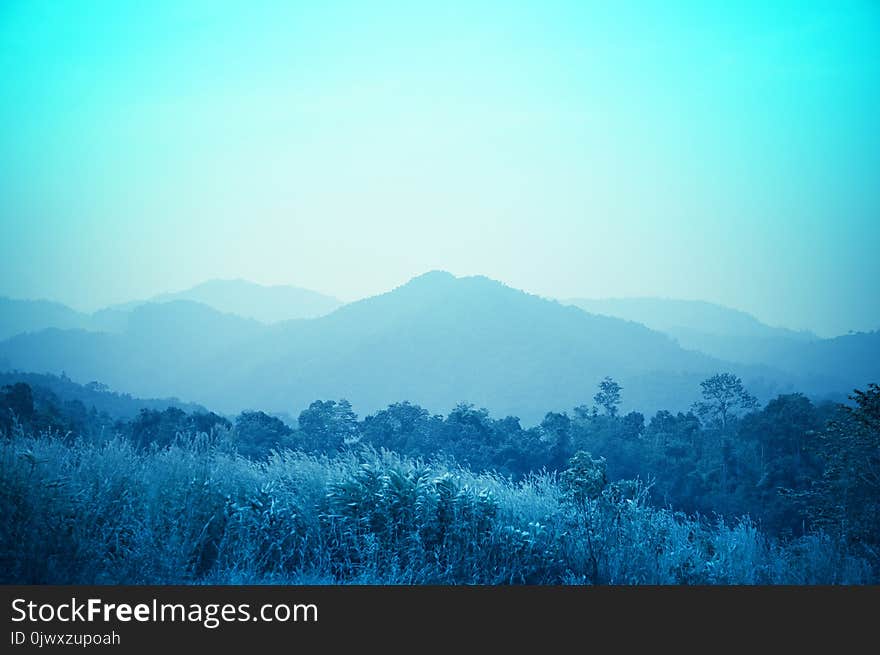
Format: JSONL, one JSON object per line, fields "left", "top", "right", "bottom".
{"left": 1, "top": 374, "right": 877, "bottom": 584}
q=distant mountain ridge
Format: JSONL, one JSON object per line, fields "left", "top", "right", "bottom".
{"left": 148, "top": 279, "right": 342, "bottom": 322}
{"left": 0, "top": 297, "right": 91, "bottom": 340}
{"left": 0, "top": 279, "right": 343, "bottom": 339}
{"left": 0, "top": 272, "right": 766, "bottom": 423}
{"left": 210, "top": 271, "right": 731, "bottom": 420}
{"left": 566, "top": 297, "right": 815, "bottom": 340}
{"left": 564, "top": 297, "right": 835, "bottom": 372}
{"left": 0, "top": 273, "right": 876, "bottom": 424}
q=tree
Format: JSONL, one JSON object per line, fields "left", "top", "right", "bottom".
{"left": 739, "top": 393, "right": 819, "bottom": 479}
{"left": 298, "top": 399, "right": 359, "bottom": 452}
{"left": 644, "top": 410, "right": 705, "bottom": 512}
{"left": 573, "top": 404, "right": 597, "bottom": 421}
{"left": 541, "top": 411, "right": 573, "bottom": 470}
{"left": 806, "top": 384, "right": 880, "bottom": 568}
{"left": 1, "top": 382, "right": 35, "bottom": 435}
{"left": 693, "top": 373, "right": 758, "bottom": 432}
{"left": 234, "top": 411, "right": 292, "bottom": 458}
{"left": 620, "top": 411, "right": 645, "bottom": 439}
{"left": 361, "top": 402, "right": 432, "bottom": 455}
{"left": 560, "top": 450, "right": 608, "bottom": 503}
{"left": 737, "top": 394, "right": 822, "bottom": 535}
{"left": 494, "top": 417, "right": 548, "bottom": 478}
{"left": 593, "top": 377, "right": 622, "bottom": 417}
{"left": 692, "top": 374, "right": 758, "bottom": 509}
{"left": 2, "top": 383, "right": 34, "bottom": 421}
{"left": 441, "top": 403, "right": 498, "bottom": 471}
{"left": 130, "top": 407, "right": 189, "bottom": 449}
{"left": 190, "top": 411, "right": 232, "bottom": 436}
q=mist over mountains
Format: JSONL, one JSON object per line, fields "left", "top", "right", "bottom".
{"left": 566, "top": 297, "right": 817, "bottom": 341}
{"left": 0, "top": 298, "right": 93, "bottom": 341}
{"left": 0, "top": 280, "right": 341, "bottom": 341}
{"left": 566, "top": 296, "right": 820, "bottom": 367}
{"left": 566, "top": 297, "right": 879, "bottom": 390}
{"left": 0, "top": 273, "right": 877, "bottom": 424}
{"left": 144, "top": 279, "right": 343, "bottom": 323}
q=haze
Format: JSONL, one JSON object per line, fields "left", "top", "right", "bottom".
{"left": 2, "top": 1, "right": 879, "bottom": 337}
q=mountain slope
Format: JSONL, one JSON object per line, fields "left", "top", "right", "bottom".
{"left": 0, "top": 297, "right": 90, "bottom": 340}
{"left": 774, "top": 330, "right": 880, "bottom": 390}
{"left": 206, "top": 272, "right": 738, "bottom": 420}
{"left": 566, "top": 296, "right": 879, "bottom": 398}
{"left": 566, "top": 297, "right": 824, "bottom": 368}
{"left": 1, "top": 273, "right": 736, "bottom": 422}
{"left": 0, "top": 300, "right": 269, "bottom": 403}
{"left": 0, "top": 371, "right": 207, "bottom": 419}
{"left": 0, "top": 280, "right": 342, "bottom": 345}
{"left": 566, "top": 297, "right": 814, "bottom": 340}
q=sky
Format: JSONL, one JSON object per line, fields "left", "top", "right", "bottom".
{"left": 1, "top": 1, "right": 878, "bottom": 337}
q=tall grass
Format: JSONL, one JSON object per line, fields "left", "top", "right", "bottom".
{"left": 0, "top": 431, "right": 872, "bottom": 584}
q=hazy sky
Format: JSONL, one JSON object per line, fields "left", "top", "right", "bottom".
{"left": 1, "top": 1, "right": 878, "bottom": 336}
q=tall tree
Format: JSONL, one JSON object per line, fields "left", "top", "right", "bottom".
{"left": 693, "top": 373, "right": 758, "bottom": 432}
{"left": 594, "top": 377, "right": 623, "bottom": 417}
{"left": 692, "top": 373, "right": 758, "bottom": 508}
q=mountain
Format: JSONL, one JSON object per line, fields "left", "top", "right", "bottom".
{"left": 214, "top": 272, "right": 742, "bottom": 420}
{"left": 149, "top": 279, "right": 342, "bottom": 322}
{"left": 566, "top": 297, "right": 821, "bottom": 366}
{"left": 1, "top": 273, "right": 873, "bottom": 424}
{"left": 0, "top": 297, "right": 90, "bottom": 340}
{"left": 0, "top": 280, "right": 342, "bottom": 345}
{"left": 566, "top": 296, "right": 879, "bottom": 398}
{"left": 566, "top": 297, "right": 814, "bottom": 340}
{"left": 0, "top": 272, "right": 757, "bottom": 423}
{"left": 0, "top": 300, "right": 269, "bottom": 404}
{"left": 772, "top": 329, "right": 880, "bottom": 390}
{"left": 0, "top": 295, "right": 134, "bottom": 338}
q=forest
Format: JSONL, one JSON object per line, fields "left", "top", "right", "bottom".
{"left": 1, "top": 372, "right": 877, "bottom": 584}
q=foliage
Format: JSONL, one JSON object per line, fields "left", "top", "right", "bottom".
{"left": 298, "top": 400, "right": 359, "bottom": 452}
{"left": 1, "top": 430, "right": 872, "bottom": 585}
{"left": 2, "top": 372, "right": 878, "bottom": 582}
{"left": 560, "top": 451, "right": 608, "bottom": 503}
{"left": 594, "top": 377, "right": 623, "bottom": 417}
{"left": 804, "top": 384, "right": 880, "bottom": 569}
{"left": 234, "top": 411, "right": 291, "bottom": 458}
{"left": 693, "top": 373, "right": 759, "bottom": 432}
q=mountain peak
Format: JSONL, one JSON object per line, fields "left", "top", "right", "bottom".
{"left": 404, "top": 270, "right": 457, "bottom": 286}
{"left": 400, "top": 271, "right": 521, "bottom": 293}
